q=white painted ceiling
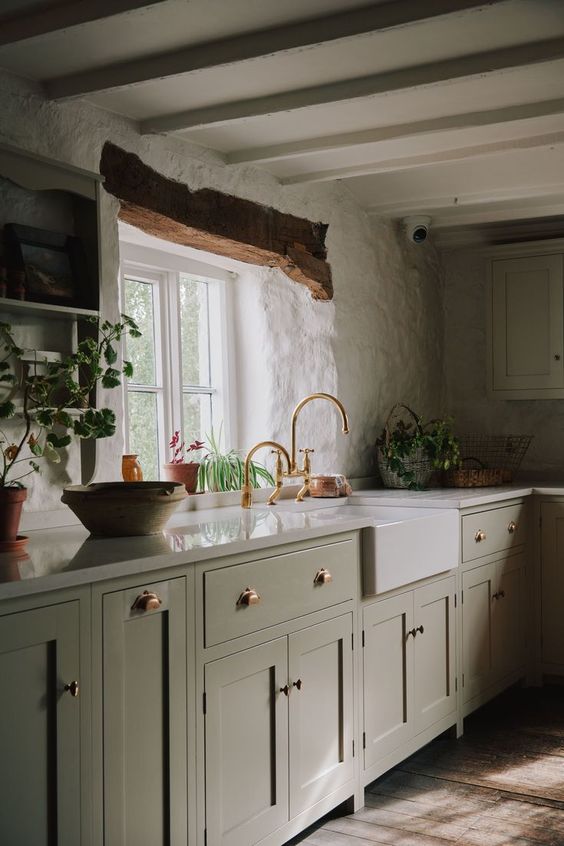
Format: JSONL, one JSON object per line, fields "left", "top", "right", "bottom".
{"left": 1, "top": 0, "right": 564, "bottom": 244}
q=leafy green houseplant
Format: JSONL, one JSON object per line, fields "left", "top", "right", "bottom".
{"left": 198, "top": 425, "right": 275, "bottom": 493}
{"left": 0, "top": 315, "right": 140, "bottom": 542}
{"left": 376, "top": 403, "right": 460, "bottom": 490}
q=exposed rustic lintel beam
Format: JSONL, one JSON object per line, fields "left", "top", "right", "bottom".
{"left": 46, "top": 0, "right": 503, "bottom": 100}
{"left": 99, "top": 143, "right": 332, "bottom": 300}
{"left": 140, "top": 36, "right": 564, "bottom": 134}
{"left": 226, "top": 98, "right": 564, "bottom": 165}
{"left": 0, "top": 0, "right": 166, "bottom": 47}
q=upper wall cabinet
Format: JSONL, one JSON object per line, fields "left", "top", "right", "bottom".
{"left": 489, "top": 252, "right": 564, "bottom": 399}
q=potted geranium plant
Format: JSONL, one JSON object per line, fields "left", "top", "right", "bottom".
{"left": 0, "top": 316, "right": 140, "bottom": 546}
{"left": 163, "top": 431, "right": 205, "bottom": 493}
{"left": 376, "top": 403, "right": 459, "bottom": 490}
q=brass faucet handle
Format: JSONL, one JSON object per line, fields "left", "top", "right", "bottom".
{"left": 299, "top": 448, "right": 315, "bottom": 454}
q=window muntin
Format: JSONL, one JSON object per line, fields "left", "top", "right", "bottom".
{"left": 122, "top": 259, "right": 231, "bottom": 480}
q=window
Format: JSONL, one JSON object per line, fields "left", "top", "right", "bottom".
{"left": 120, "top": 237, "right": 235, "bottom": 480}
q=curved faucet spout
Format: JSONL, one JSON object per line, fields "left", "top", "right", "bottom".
{"left": 290, "top": 393, "right": 350, "bottom": 472}
{"left": 241, "top": 440, "right": 291, "bottom": 509}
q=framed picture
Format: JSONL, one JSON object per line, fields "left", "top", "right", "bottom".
{"left": 3, "top": 223, "right": 90, "bottom": 307}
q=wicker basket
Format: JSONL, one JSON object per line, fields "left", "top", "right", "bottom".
{"left": 443, "top": 458, "right": 504, "bottom": 488}
{"left": 454, "top": 434, "right": 532, "bottom": 484}
{"left": 377, "top": 404, "right": 434, "bottom": 489}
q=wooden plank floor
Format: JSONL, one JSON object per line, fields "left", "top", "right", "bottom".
{"left": 296, "top": 687, "right": 564, "bottom": 846}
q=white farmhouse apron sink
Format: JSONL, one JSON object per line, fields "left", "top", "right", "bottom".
{"left": 307, "top": 504, "right": 459, "bottom": 595}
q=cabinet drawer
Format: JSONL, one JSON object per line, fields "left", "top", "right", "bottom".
{"left": 204, "top": 540, "right": 355, "bottom": 647}
{"left": 462, "top": 503, "right": 527, "bottom": 563}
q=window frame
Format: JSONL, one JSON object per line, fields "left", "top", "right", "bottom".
{"left": 120, "top": 242, "right": 237, "bottom": 476}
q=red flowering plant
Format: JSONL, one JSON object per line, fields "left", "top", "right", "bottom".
{"left": 168, "top": 431, "right": 205, "bottom": 464}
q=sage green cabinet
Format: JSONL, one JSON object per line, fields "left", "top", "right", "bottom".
{"left": 363, "top": 577, "right": 456, "bottom": 772}
{"left": 540, "top": 501, "right": 564, "bottom": 672}
{"left": 490, "top": 253, "right": 564, "bottom": 398}
{"left": 0, "top": 601, "right": 82, "bottom": 846}
{"left": 101, "top": 577, "right": 188, "bottom": 846}
{"left": 462, "top": 554, "right": 525, "bottom": 708}
{"left": 205, "top": 637, "right": 289, "bottom": 846}
{"left": 204, "top": 613, "right": 354, "bottom": 846}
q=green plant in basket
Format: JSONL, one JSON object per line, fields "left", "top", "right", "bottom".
{"left": 376, "top": 403, "right": 460, "bottom": 490}
{"left": 198, "top": 424, "right": 275, "bottom": 493}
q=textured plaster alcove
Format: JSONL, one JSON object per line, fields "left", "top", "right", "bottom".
{"left": 0, "top": 70, "right": 445, "bottom": 518}
{"left": 443, "top": 249, "right": 564, "bottom": 479}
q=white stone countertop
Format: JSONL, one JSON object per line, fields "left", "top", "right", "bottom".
{"left": 1, "top": 482, "right": 563, "bottom": 602}
{"left": 0, "top": 500, "right": 373, "bottom": 601}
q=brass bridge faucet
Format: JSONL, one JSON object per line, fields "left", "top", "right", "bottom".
{"left": 241, "top": 393, "right": 350, "bottom": 509}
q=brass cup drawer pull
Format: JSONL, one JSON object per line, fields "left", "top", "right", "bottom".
{"left": 131, "top": 590, "right": 162, "bottom": 612}
{"left": 508, "top": 521, "right": 518, "bottom": 534}
{"left": 475, "top": 530, "right": 487, "bottom": 543}
{"left": 64, "top": 680, "right": 79, "bottom": 698}
{"left": 292, "top": 679, "right": 303, "bottom": 691}
{"left": 237, "top": 587, "right": 261, "bottom": 607}
{"left": 314, "top": 567, "right": 333, "bottom": 586}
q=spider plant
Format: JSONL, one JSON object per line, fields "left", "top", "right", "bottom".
{"left": 198, "top": 425, "right": 275, "bottom": 493}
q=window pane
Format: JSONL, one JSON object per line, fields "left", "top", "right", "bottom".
{"left": 183, "top": 392, "right": 212, "bottom": 444}
{"left": 180, "top": 276, "right": 210, "bottom": 387}
{"left": 127, "top": 391, "right": 159, "bottom": 480}
{"left": 124, "top": 278, "right": 156, "bottom": 386}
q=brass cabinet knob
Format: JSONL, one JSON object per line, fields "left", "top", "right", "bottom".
{"left": 279, "top": 684, "right": 289, "bottom": 697}
{"left": 64, "top": 680, "right": 79, "bottom": 698}
{"left": 415, "top": 625, "right": 424, "bottom": 635}
{"left": 314, "top": 568, "right": 332, "bottom": 586}
{"left": 292, "top": 679, "right": 303, "bottom": 691}
{"left": 475, "top": 530, "right": 487, "bottom": 543}
{"left": 507, "top": 521, "right": 517, "bottom": 534}
{"left": 131, "top": 590, "right": 162, "bottom": 612}
{"left": 492, "top": 590, "right": 506, "bottom": 601}
{"left": 237, "top": 587, "right": 261, "bottom": 607}
{"left": 407, "top": 628, "right": 417, "bottom": 639}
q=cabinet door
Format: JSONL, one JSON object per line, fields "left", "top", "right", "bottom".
{"left": 541, "top": 503, "right": 564, "bottom": 668}
{"left": 205, "top": 638, "right": 289, "bottom": 846}
{"left": 492, "top": 555, "right": 525, "bottom": 681}
{"left": 462, "top": 563, "right": 496, "bottom": 704}
{"left": 0, "top": 601, "right": 81, "bottom": 846}
{"left": 363, "top": 594, "right": 413, "bottom": 767}
{"left": 288, "top": 614, "right": 354, "bottom": 818}
{"left": 492, "top": 254, "right": 564, "bottom": 392}
{"left": 413, "top": 578, "right": 456, "bottom": 735}
{"left": 103, "top": 578, "right": 187, "bottom": 846}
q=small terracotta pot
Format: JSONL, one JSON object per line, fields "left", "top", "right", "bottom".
{"left": 0, "top": 486, "right": 27, "bottom": 543}
{"left": 162, "top": 462, "right": 200, "bottom": 494}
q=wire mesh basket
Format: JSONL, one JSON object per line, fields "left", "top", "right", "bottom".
{"left": 452, "top": 434, "right": 533, "bottom": 484}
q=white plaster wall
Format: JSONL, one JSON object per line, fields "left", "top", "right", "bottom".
{"left": 0, "top": 70, "right": 445, "bottom": 515}
{"left": 443, "top": 249, "right": 564, "bottom": 479}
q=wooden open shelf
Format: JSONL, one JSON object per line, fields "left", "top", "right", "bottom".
{"left": 0, "top": 297, "right": 99, "bottom": 321}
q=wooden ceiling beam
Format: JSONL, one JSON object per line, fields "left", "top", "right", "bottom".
{"left": 279, "top": 130, "right": 564, "bottom": 185}
{"left": 99, "top": 143, "right": 333, "bottom": 300}
{"left": 226, "top": 98, "right": 564, "bottom": 165}
{"left": 46, "top": 0, "right": 501, "bottom": 100}
{"left": 0, "top": 0, "right": 165, "bottom": 48}
{"left": 140, "top": 36, "right": 564, "bottom": 134}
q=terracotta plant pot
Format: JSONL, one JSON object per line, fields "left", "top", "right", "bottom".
{"left": 0, "top": 486, "right": 27, "bottom": 543}
{"left": 162, "top": 462, "right": 200, "bottom": 494}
